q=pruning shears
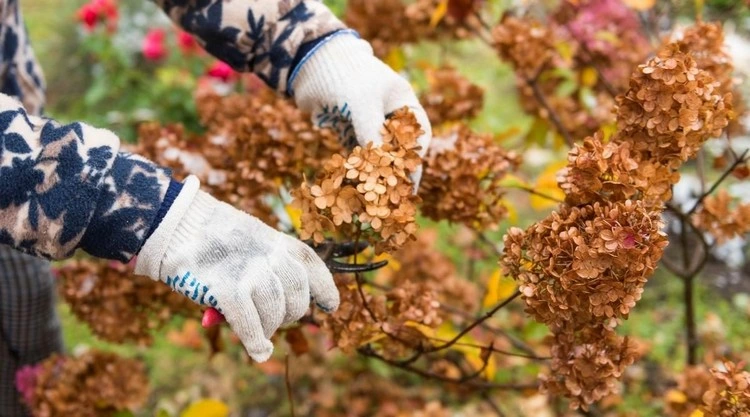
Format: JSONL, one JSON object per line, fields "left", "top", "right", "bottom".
{"left": 201, "top": 240, "right": 388, "bottom": 327}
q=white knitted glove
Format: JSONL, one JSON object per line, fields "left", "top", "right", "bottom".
{"left": 135, "top": 176, "right": 339, "bottom": 362}
{"left": 290, "top": 32, "right": 432, "bottom": 186}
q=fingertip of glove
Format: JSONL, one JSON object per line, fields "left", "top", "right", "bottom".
{"left": 247, "top": 341, "right": 274, "bottom": 363}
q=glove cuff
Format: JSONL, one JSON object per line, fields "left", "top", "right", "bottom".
{"left": 290, "top": 34, "right": 375, "bottom": 101}
{"left": 135, "top": 175, "right": 201, "bottom": 280}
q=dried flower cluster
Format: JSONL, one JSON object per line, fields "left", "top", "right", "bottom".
{"left": 134, "top": 87, "right": 341, "bottom": 224}
{"left": 502, "top": 29, "right": 736, "bottom": 407}
{"left": 492, "top": 15, "right": 616, "bottom": 140}
{"left": 293, "top": 108, "right": 422, "bottom": 253}
{"left": 378, "top": 230, "right": 481, "bottom": 314}
{"left": 320, "top": 274, "right": 440, "bottom": 358}
{"left": 56, "top": 259, "right": 200, "bottom": 345}
{"left": 693, "top": 190, "right": 750, "bottom": 244}
{"left": 615, "top": 44, "right": 732, "bottom": 169}
{"left": 560, "top": 40, "right": 733, "bottom": 207}
{"left": 702, "top": 361, "right": 750, "bottom": 416}
{"left": 541, "top": 326, "right": 640, "bottom": 409}
{"left": 25, "top": 351, "right": 149, "bottom": 417}
{"left": 420, "top": 66, "right": 485, "bottom": 126}
{"left": 502, "top": 200, "right": 667, "bottom": 330}
{"left": 665, "top": 366, "right": 714, "bottom": 417}
{"left": 666, "top": 362, "right": 750, "bottom": 417}
{"left": 492, "top": 16, "right": 557, "bottom": 80}
{"left": 419, "top": 125, "right": 520, "bottom": 229}
{"left": 344, "top": 0, "right": 482, "bottom": 57}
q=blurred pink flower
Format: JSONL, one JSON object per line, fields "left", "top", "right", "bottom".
{"left": 76, "top": 0, "right": 118, "bottom": 33}
{"left": 177, "top": 31, "right": 199, "bottom": 55}
{"left": 15, "top": 364, "right": 41, "bottom": 405}
{"left": 143, "top": 29, "right": 168, "bottom": 61}
{"left": 206, "top": 61, "right": 236, "bottom": 82}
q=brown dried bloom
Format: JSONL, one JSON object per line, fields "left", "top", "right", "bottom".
{"left": 320, "top": 275, "right": 440, "bottom": 359}
{"left": 293, "top": 107, "right": 422, "bottom": 253}
{"left": 135, "top": 88, "right": 342, "bottom": 224}
{"left": 616, "top": 44, "right": 732, "bottom": 167}
{"left": 404, "top": 0, "right": 483, "bottom": 41}
{"left": 492, "top": 15, "right": 557, "bottom": 80}
{"left": 57, "top": 258, "right": 200, "bottom": 345}
{"left": 701, "top": 361, "right": 750, "bottom": 416}
{"left": 420, "top": 66, "right": 485, "bottom": 126}
{"left": 420, "top": 125, "right": 520, "bottom": 230}
{"left": 344, "top": 0, "right": 416, "bottom": 58}
{"left": 559, "top": 133, "right": 680, "bottom": 206}
{"left": 665, "top": 366, "right": 714, "bottom": 417}
{"left": 493, "top": 15, "right": 616, "bottom": 140}
{"left": 693, "top": 189, "right": 750, "bottom": 244}
{"left": 28, "top": 351, "right": 148, "bottom": 417}
{"left": 541, "top": 325, "right": 640, "bottom": 410}
{"left": 378, "top": 230, "right": 481, "bottom": 314}
{"left": 501, "top": 200, "right": 668, "bottom": 329}
{"left": 679, "top": 22, "right": 734, "bottom": 97}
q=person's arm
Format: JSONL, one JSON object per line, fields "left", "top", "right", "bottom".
{"left": 0, "top": 93, "right": 172, "bottom": 261}
{"left": 152, "top": 0, "right": 346, "bottom": 93}
{"left": 0, "top": 93, "right": 338, "bottom": 362}
{"left": 153, "top": 0, "right": 433, "bottom": 185}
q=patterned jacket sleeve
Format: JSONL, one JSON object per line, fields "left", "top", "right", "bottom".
{"left": 152, "top": 0, "right": 346, "bottom": 93}
{"left": 0, "top": 94, "right": 172, "bottom": 262}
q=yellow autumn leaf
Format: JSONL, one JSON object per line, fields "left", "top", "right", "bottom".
{"left": 689, "top": 410, "right": 705, "bottom": 417}
{"left": 384, "top": 47, "right": 406, "bottom": 72}
{"left": 581, "top": 67, "right": 598, "bottom": 88}
{"left": 530, "top": 161, "right": 566, "bottom": 211}
{"left": 623, "top": 0, "right": 655, "bottom": 10}
{"left": 498, "top": 174, "right": 530, "bottom": 189}
{"left": 285, "top": 204, "right": 302, "bottom": 232}
{"left": 429, "top": 0, "right": 449, "bottom": 28}
{"left": 483, "top": 270, "right": 517, "bottom": 309}
{"left": 181, "top": 399, "right": 229, "bottom": 417}
{"left": 499, "top": 199, "right": 518, "bottom": 224}
{"left": 665, "top": 389, "right": 688, "bottom": 404}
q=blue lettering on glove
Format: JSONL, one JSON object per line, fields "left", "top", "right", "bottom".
{"left": 165, "top": 271, "right": 217, "bottom": 311}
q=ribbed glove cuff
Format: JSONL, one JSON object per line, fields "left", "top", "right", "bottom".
{"left": 135, "top": 175, "right": 201, "bottom": 280}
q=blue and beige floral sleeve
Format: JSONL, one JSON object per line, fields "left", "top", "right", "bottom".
{"left": 152, "top": 0, "right": 346, "bottom": 92}
{"left": 0, "top": 0, "right": 347, "bottom": 263}
{"left": 0, "top": 94, "right": 172, "bottom": 262}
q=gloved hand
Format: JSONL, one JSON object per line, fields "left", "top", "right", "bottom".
{"left": 135, "top": 176, "right": 339, "bottom": 362}
{"left": 290, "top": 32, "right": 432, "bottom": 187}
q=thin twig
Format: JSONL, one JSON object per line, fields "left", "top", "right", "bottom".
{"left": 687, "top": 149, "right": 749, "bottom": 216}
{"left": 285, "top": 354, "right": 295, "bottom": 417}
{"left": 429, "top": 291, "right": 522, "bottom": 352}
{"left": 525, "top": 64, "right": 576, "bottom": 148}
{"left": 515, "top": 185, "right": 565, "bottom": 204}
{"left": 358, "top": 345, "right": 537, "bottom": 391}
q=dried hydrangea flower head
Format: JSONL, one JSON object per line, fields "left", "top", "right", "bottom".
{"left": 701, "top": 361, "right": 750, "bottom": 416}
{"left": 502, "top": 200, "right": 667, "bottom": 330}
{"left": 135, "top": 88, "right": 342, "bottom": 225}
{"left": 493, "top": 15, "right": 616, "bottom": 140}
{"left": 419, "top": 124, "right": 520, "bottom": 230}
{"left": 541, "top": 325, "right": 640, "bottom": 410}
{"left": 57, "top": 259, "right": 200, "bottom": 345}
{"left": 344, "top": 0, "right": 417, "bottom": 58}
{"left": 28, "top": 351, "right": 148, "bottom": 417}
{"left": 320, "top": 274, "right": 440, "bottom": 359}
{"left": 420, "top": 66, "right": 485, "bottom": 126}
{"left": 377, "top": 230, "right": 480, "bottom": 313}
{"left": 616, "top": 44, "right": 732, "bottom": 168}
{"left": 293, "top": 107, "right": 422, "bottom": 253}
{"left": 693, "top": 189, "right": 750, "bottom": 244}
